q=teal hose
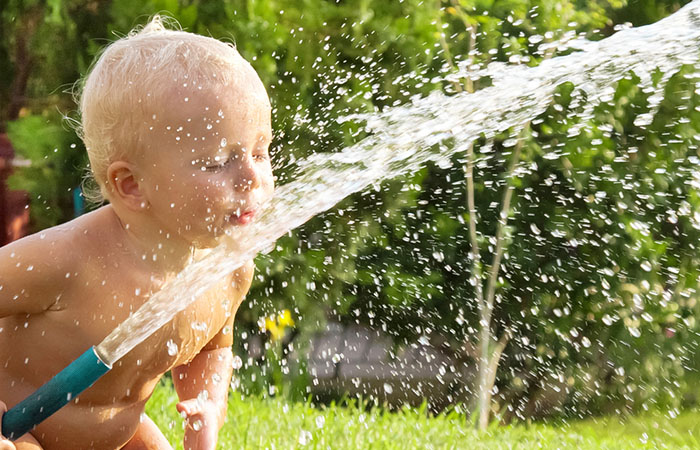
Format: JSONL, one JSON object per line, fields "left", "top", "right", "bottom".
{"left": 2, "top": 347, "right": 111, "bottom": 441}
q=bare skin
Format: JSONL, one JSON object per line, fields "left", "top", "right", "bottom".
{"left": 0, "top": 206, "right": 253, "bottom": 449}
{"left": 0, "top": 61, "right": 274, "bottom": 449}
{"left": 0, "top": 402, "right": 18, "bottom": 450}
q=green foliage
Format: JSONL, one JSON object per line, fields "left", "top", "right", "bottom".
{"left": 6, "top": 113, "right": 87, "bottom": 229}
{"left": 493, "top": 64, "right": 700, "bottom": 416}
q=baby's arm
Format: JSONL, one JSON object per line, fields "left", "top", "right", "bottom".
{"left": 172, "top": 318, "right": 234, "bottom": 450}
{"left": 0, "top": 235, "right": 69, "bottom": 443}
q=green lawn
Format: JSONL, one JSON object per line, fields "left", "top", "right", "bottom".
{"left": 146, "top": 379, "right": 700, "bottom": 449}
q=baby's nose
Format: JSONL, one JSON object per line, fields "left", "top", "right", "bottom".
{"left": 232, "top": 156, "right": 260, "bottom": 191}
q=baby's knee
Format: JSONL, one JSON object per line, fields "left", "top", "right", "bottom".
{"left": 120, "top": 415, "right": 172, "bottom": 450}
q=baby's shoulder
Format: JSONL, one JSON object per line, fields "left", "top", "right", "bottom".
{"left": 0, "top": 207, "right": 118, "bottom": 316}
{"left": 0, "top": 224, "right": 81, "bottom": 315}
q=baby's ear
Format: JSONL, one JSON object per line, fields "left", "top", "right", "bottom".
{"left": 106, "top": 161, "right": 148, "bottom": 211}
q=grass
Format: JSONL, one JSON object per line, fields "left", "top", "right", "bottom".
{"left": 146, "top": 379, "right": 700, "bottom": 449}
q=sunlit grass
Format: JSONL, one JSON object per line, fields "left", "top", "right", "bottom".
{"left": 146, "top": 378, "right": 700, "bottom": 449}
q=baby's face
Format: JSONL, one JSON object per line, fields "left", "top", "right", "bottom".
{"left": 139, "top": 77, "right": 274, "bottom": 247}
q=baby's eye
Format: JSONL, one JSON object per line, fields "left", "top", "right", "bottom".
{"left": 206, "top": 162, "right": 228, "bottom": 171}
{"left": 253, "top": 153, "right": 269, "bottom": 162}
{"left": 203, "top": 157, "right": 231, "bottom": 171}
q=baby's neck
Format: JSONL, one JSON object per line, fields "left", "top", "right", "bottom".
{"left": 107, "top": 205, "right": 197, "bottom": 279}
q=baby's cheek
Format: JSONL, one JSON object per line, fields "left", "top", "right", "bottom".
{"left": 263, "top": 177, "right": 275, "bottom": 198}
{"left": 199, "top": 184, "right": 232, "bottom": 213}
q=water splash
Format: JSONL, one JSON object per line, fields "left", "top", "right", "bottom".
{"left": 96, "top": 1, "right": 700, "bottom": 365}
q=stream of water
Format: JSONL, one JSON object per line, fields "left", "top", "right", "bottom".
{"left": 97, "top": 0, "right": 700, "bottom": 365}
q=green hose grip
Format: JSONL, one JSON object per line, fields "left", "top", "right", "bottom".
{"left": 2, "top": 347, "right": 111, "bottom": 441}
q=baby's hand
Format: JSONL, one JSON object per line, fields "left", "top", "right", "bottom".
{"left": 0, "top": 402, "right": 17, "bottom": 450}
{"left": 176, "top": 399, "right": 220, "bottom": 450}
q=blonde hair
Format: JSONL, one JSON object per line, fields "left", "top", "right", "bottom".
{"left": 76, "top": 15, "right": 248, "bottom": 202}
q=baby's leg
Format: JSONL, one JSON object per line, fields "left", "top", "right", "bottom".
{"left": 121, "top": 415, "right": 173, "bottom": 450}
{"left": 13, "top": 432, "right": 43, "bottom": 450}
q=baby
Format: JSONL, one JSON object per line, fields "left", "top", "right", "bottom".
{"left": 0, "top": 16, "right": 274, "bottom": 450}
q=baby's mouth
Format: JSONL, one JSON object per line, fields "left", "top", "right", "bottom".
{"left": 226, "top": 209, "right": 256, "bottom": 226}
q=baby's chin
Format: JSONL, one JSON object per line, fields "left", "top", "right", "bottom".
{"left": 187, "top": 226, "right": 226, "bottom": 250}
{"left": 189, "top": 214, "right": 261, "bottom": 254}
{"left": 216, "top": 225, "right": 267, "bottom": 257}
{"left": 216, "top": 226, "right": 246, "bottom": 251}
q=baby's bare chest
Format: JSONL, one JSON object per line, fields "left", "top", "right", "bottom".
{"left": 120, "top": 281, "right": 234, "bottom": 369}
{"left": 59, "top": 264, "right": 251, "bottom": 390}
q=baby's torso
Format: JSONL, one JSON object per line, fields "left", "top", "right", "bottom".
{"left": 0, "top": 207, "right": 252, "bottom": 449}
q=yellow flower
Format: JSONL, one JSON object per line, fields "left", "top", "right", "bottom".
{"left": 267, "top": 319, "right": 283, "bottom": 341}
{"left": 260, "top": 310, "right": 295, "bottom": 342}
{"left": 278, "top": 309, "right": 295, "bottom": 328}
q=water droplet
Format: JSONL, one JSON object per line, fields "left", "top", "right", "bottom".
{"left": 191, "top": 321, "right": 207, "bottom": 331}
{"left": 191, "top": 419, "right": 202, "bottom": 431}
{"left": 220, "top": 137, "right": 227, "bottom": 148}
{"left": 298, "top": 430, "right": 312, "bottom": 446}
{"left": 166, "top": 339, "right": 178, "bottom": 356}
{"left": 206, "top": 123, "right": 213, "bottom": 130}
{"left": 383, "top": 383, "right": 393, "bottom": 394}
{"left": 232, "top": 355, "right": 243, "bottom": 370}
{"left": 315, "top": 416, "right": 325, "bottom": 428}
{"left": 628, "top": 327, "right": 641, "bottom": 338}
{"left": 641, "top": 261, "right": 652, "bottom": 272}
{"left": 581, "top": 337, "right": 591, "bottom": 348}
{"left": 530, "top": 223, "right": 541, "bottom": 235}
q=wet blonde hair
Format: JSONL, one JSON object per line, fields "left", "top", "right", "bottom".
{"left": 77, "top": 15, "right": 249, "bottom": 202}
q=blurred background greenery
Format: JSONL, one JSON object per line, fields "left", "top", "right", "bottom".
{"left": 2, "top": 0, "right": 699, "bottom": 422}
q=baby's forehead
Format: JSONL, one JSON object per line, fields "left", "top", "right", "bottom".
{"left": 148, "top": 73, "right": 266, "bottom": 117}
{"left": 138, "top": 80, "right": 271, "bottom": 159}
{"left": 153, "top": 67, "right": 270, "bottom": 114}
